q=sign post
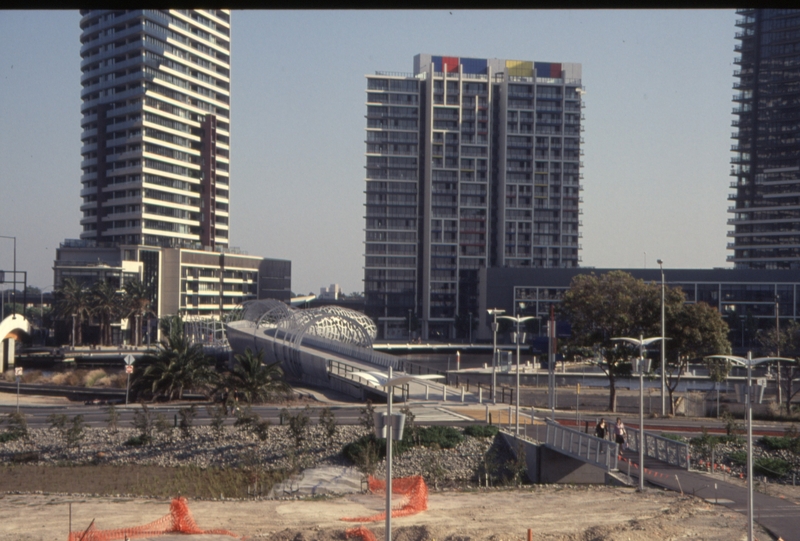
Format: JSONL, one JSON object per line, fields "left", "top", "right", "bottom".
{"left": 14, "top": 366, "right": 23, "bottom": 413}
{"left": 124, "top": 354, "right": 135, "bottom": 405}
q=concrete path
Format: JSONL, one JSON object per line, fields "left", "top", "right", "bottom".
{"left": 621, "top": 448, "right": 800, "bottom": 541}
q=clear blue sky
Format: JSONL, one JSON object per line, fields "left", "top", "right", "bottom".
{"left": 0, "top": 10, "right": 738, "bottom": 295}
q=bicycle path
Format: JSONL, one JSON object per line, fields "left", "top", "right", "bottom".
{"left": 620, "top": 448, "right": 799, "bottom": 540}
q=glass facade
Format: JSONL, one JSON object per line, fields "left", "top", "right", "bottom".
{"left": 729, "top": 9, "right": 800, "bottom": 268}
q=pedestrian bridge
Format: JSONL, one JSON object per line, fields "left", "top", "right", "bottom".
{"left": 0, "top": 314, "right": 30, "bottom": 373}
{"left": 224, "top": 300, "right": 453, "bottom": 401}
{"left": 502, "top": 419, "right": 690, "bottom": 485}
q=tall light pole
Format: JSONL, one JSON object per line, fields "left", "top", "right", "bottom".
{"left": 468, "top": 311, "right": 472, "bottom": 344}
{"left": 39, "top": 285, "right": 55, "bottom": 343}
{"left": 613, "top": 335, "right": 668, "bottom": 492}
{"left": 706, "top": 353, "right": 794, "bottom": 541}
{"left": 408, "top": 308, "right": 412, "bottom": 340}
{"left": 351, "top": 369, "right": 443, "bottom": 541}
{"left": 499, "top": 314, "right": 537, "bottom": 436}
{"left": 776, "top": 295, "right": 782, "bottom": 407}
{"left": 657, "top": 259, "right": 666, "bottom": 416}
{"left": 0, "top": 236, "right": 17, "bottom": 318}
{"left": 487, "top": 308, "right": 505, "bottom": 404}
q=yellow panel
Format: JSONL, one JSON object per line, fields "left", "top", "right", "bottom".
{"left": 505, "top": 60, "right": 533, "bottom": 77}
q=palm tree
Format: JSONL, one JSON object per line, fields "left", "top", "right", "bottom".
{"left": 90, "top": 280, "right": 122, "bottom": 346}
{"left": 224, "top": 348, "right": 291, "bottom": 404}
{"left": 131, "top": 315, "right": 218, "bottom": 401}
{"left": 123, "top": 278, "right": 152, "bottom": 347}
{"left": 54, "top": 278, "right": 91, "bottom": 346}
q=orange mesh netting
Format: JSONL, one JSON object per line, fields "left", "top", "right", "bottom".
{"left": 341, "top": 475, "right": 428, "bottom": 523}
{"left": 345, "top": 525, "right": 378, "bottom": 541}
{"left": 67, "top": 497, "right": 241, "bottom": 541}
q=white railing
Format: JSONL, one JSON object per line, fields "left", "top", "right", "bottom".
{"left": 627, "top": 430, "right": 690, "bottom": 470}
{"left": 544, "top": 419, "right": 618, "bottom": 471}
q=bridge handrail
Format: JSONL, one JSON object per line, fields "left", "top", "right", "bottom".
{"left": 627, "top": 429, "right": 690, "bottom": 470}
{"left": 327, "top": 358, "right": 410, "bottom": 398}
{"left": 544, "top": 419, "right": 618, "bottom": 471}
{"left": 301, "top": 334, "right": 401, "bottom": 371}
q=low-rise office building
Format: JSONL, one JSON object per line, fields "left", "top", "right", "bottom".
{"left": 478, "top": 266, "right": 800, "bottom": 350}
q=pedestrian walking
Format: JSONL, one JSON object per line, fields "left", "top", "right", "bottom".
{"left": 594, "top": 418, "right": 607, "bottom": 440}
{"left": 614, "top": 417, "right": 627, "bottom": 449}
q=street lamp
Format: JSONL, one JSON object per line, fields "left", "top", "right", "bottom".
{"left": 775, "top": 295, "right": 782, "bottom": 406}
{"left": 468, "top": 311, "right": 472, "bottom": 344}
{"left": 657, "top": 259, "right": 666, "bottom": 416}
{"left": 612, "top": 335, "right": 668, "bottom": 492}
{"left": 499, "top": 314, "right": 537, "bottom": 436}
{"left": 0, "top": 236, "right": 17, "bottom": 318}
{"left": 705, "top": 353, "right": 794, "bottom": 541}
{"left": 487, "top": 308, "right": 505, "bottom": 404}
{"left": 351, "top": 369, "right": 443, "bottom": 541}
{"left": 408, "top": 309, "right": 412, "bottom": 341}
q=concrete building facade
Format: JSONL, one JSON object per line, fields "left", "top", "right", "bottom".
{"left": 364, "top": 54, "right": 584, "bottom": 340}
{"left": 78, "top": 10, "right": 231, "bottom": 250}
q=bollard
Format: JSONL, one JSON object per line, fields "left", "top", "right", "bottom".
{"left": 443, "top": 385, "right": 447, "bottom": 401}
{"left": 467, "top": 379, "right": 470, "bottom": 392}
{"left": 461, "top": 387, "right": 465, "bottom": 403}
{"left": 174, "top": 414, "right": 178, "bottom": 427}
{"left": 489, "top": 412, "right": 493, "bottom": 425}
{"left": 502, "top": 387, "right": 506, "bottom": 402}
{"left": 425, "top": 384, "right": 429, "bottom": 400}
{"left": 485, "top": 404, "right": 489, "bottom": 423}
{"left": 479, "top": 387, "right": 483, "bottom": 404}
{"left": 508, "top": 405, "right": 512, "bottom": 429}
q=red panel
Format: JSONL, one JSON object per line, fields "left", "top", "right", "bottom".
{"left": 550, "top": 63, "right": 562, "bottom": 78}
{"left": 442, "top": 56, "right": 459, "bottom": 73}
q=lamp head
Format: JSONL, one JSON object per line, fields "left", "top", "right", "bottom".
{"left": 657, "top": 259, "right": 663, "bottom": 266}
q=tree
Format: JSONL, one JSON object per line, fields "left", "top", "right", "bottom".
{"left": 560, "top": 271, "right": 672, "bottom": 412}
{"left": 123, "top": 278, "right": 152, "bottom": 347}
{"left": 758, "top": 321, "right": 800, "bottom": 415}
{"left": 131, "top": 315, "right": 218, "bottom": 401}
{"left": 663, "top": 301, "right": 731, "bottom": 414}
{"left": 90, "top": 280, "right": 122, "bottom": 346}
{"left": 224, "top": 348, "right": 291, "bottom": 404}
{"left": 54, "top": 278, "right": 91, "bottom": 346}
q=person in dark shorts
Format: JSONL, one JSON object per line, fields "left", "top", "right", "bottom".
{"left": 614, "top": 417, "right": 627, "bottom": 449}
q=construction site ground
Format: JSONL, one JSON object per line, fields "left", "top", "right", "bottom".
{"left": 0, "top": 484, "right": 776, "bottom": 541}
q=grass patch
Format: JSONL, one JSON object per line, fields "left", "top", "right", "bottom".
{"left": 464, "top": 425, "right": 500, "bottom": 438}
{"left": 754, "top": 457, "right": 792, "bottom": 479}
{"left": 659, "top": 433, "right": 685, "bottom": 442}
{"left": 0, "top": 464, "right": 289, "bottom": 499}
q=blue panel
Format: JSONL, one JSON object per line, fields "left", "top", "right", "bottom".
{"left": 461, "top": 57, "right": 487, "bottom": 74}
{"left": 432, "top": 56, "right": 443, "bottom": 72}
{"left": 534, "top": 62, "right": 550, "bottom": 77}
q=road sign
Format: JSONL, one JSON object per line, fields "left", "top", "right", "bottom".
{"left": 125, "top": 365, "right": 134, "bottom": 374}
{"left": 756, "top": 378, "right": 767, "bottom": 387}
{"left": 576, "top": 383, "right": 581, "bottom": 394}
{"left": 124, "top": 354, "right": 135, "bottom": 366}
{"left": 14, "top": 367, "right": 22, "bottom": 376}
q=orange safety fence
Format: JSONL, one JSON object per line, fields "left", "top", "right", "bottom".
{"left": 341, "top": 475, "right": 428, "bottom": 523}
{"left": 345, "top": 525, "right": 378, "bottom": 541}
{"left": 67, "top": 497, "right": 241, "bottom": 541}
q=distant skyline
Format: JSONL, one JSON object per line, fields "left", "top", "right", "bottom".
{"left": 0, "top": 10, "right": 737, "bottom": 295}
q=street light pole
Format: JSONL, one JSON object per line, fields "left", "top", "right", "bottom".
{"left": 499, "top": 314, "right": 536, "bottom": 436}
{"left": 705, "top": 353, "right": 795, "bottom": 541}
{"left": 658, "top": 259, "right": 666, "bottom": 416}
{"left": 776, "top": 295, "right": 782, "bottom": 407}
{"left": 468, "top": 311, "right": 472, "bottom": 344}
{"left": 487, "top": 308, "right": 505, "bottom": 404}
{"left": 613, "top": 335, "right": 669, "bottom": 492}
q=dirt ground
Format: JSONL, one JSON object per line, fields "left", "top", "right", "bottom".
{"left": 0, "top": 485, "right": 772, "bottom": 541}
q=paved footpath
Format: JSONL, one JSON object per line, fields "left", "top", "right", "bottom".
{"left": 621, "top": 448, "right": 800, "bottom": 541}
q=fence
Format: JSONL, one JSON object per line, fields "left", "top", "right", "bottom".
{"left": 627, "top": 429, "right": 690, "bottom": 470}
{"left": 544, "top": 419, "right": 618, "bottom": 471}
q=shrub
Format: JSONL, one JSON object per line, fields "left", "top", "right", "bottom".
{"left": 125, "top": 434, "right": 150, "bottom": 446}
{"left": 318, "top": 407, "right": 337, "bottom": 448}
{"left": 178, "top": 405, "right": 197, "bottom": 439}
{"left": 105, "top": 404, "right": 120, "bottom": 433}
{"left": 464, "top": 424, "right": 499, "bottom": 438}
{"left": 131, "top": 403, "right": 154, "bottom": 445}
{"left": 359, "top": 400, "right": 375, "bottom": 432}
{"left": 722, "top": 411, "right": 744, "bottom": 436}
{"left": 206, "top": 404, "right": 226, "bottom": 439}
{"left": 760, "top": 435, "right": 796, "bottom": 451}
{"left": 3, "top": 412, "right": 29, "bottom": 441}
{"left": 415, "top": 425, "right": 463, "bottom": 449}
{"left": 47, "top": 413, "right": 86, "bottom": 449}
{"left": 234, "top": 406, "right": 270, "bottom": 441}
{"left": 284, "top": 406, "right": 310, "bottom": 449}
{"left": 342, "top": 435, "right": 380, "bottom": 475}
{"left": 755, "top": 457, "right": 792, "bottom": 479}
{"left": 729, "top": 450, "right": 747, "bottom": 466}
{"left": 155, "top": 413, "right": 173, "bottom": 442}
{"left": 84, "top": 369, "right": 108, "bottom": 387}
{"left": 660, "top": 433, "right": 685, "bottom": 442}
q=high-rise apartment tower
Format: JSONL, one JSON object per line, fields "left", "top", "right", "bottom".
{"left": 78, "top": 10, "right": 231, "bottom": 250}
{"left": 364, "top": 54, "right": 584, "bottom": 340}
{"left": 729, "top": 9, "right": 800, "bottom": 269}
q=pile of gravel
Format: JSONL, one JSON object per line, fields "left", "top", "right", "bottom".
{"left": 0, "top": 424, "right": 504, "bottom": 485}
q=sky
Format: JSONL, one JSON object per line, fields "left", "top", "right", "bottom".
{"left": 0, "top": 9, "right": 738, "bottom": 295}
